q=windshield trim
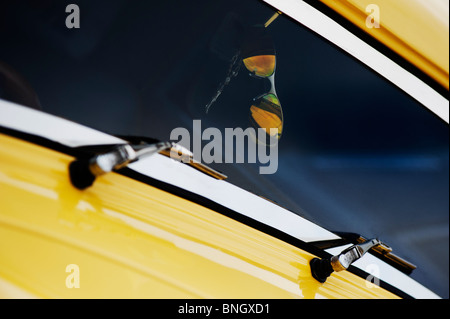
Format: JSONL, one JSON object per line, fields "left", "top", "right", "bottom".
{"left": 263, "top": 0, "right": 449, "bottom": 123}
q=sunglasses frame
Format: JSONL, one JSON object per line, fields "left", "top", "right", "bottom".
{"left": 245, "top": 54, "right": 283, "bottom": 146}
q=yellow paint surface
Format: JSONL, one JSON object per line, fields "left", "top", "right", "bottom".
{"left": 0, "top": 133, "right": 399, "bottom": 298}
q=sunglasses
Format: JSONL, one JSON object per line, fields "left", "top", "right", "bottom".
{"left": 241, "top": 24, "right": 283, "bottom": 147}
{"left": 205, "top": 13, "right": 283, "bottom": 147}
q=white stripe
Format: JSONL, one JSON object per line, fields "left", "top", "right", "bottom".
{"left": 263, "top": 0, "right": 449, "bottom": 123}
{"left": 0, "top": 100, "right": 125, "bottom": 147}
{"left": 128, "top": 154, "right": 340, "bottom": 243}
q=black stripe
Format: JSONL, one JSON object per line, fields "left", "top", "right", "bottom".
{"left": 0, "top": 125, "right": 413, "bottom": 298}
{"left": 0, "top": 125, "right": 83, "bottom": 157}
{"left": 347, "top": 265, "right": 413, "bottom": 299}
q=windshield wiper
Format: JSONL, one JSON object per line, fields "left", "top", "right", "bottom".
{"left": 309, "top": 232, "right": 416, "bottom": 282}
{"left": 69, "top": 141, "right": 227, "bottom": 190}
{"left": 310, "top": 238, "right": 383, "bottom": 283}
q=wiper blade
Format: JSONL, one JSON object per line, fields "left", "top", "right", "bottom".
{"left": 116, "top": 135, "right": 227, "bottom": 180}
{"left": 346, "top": 233, "right": 417, "bottom": 275}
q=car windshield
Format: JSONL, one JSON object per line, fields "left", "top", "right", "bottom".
{"left": 0, "top": 0, "right": 448, "bottom": 298}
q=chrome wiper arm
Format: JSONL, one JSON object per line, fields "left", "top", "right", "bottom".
{"left": 329, "top": 238, "right": 381, "bottom": 272}
{"left": 309, "top": 232, "right": 416, "bottom": 276}
{"left": 310, "top": 238, "right": 383, "bottom": 283}
{"left": 69, "top": 141, "right": 227, "bottom": 190}
{"left": 89, "top": 142, "right": 172, "bottom": 177}
{"left": 69, "top": 141, "right": 172, "bottom": 190}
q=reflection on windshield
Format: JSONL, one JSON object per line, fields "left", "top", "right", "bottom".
{"left": 205, "top": 18, "right": 284, "bottom": 146}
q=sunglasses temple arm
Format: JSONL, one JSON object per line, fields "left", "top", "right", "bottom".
{"left": 264, "top": 11, "right": 282, "bottom": 28}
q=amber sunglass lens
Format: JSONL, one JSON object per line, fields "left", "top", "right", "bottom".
{"left": 243, "top": 55, "right": 276, "bottom": 77}
{"left": 249, "top": 93, "right": 283, "bottom": 145}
